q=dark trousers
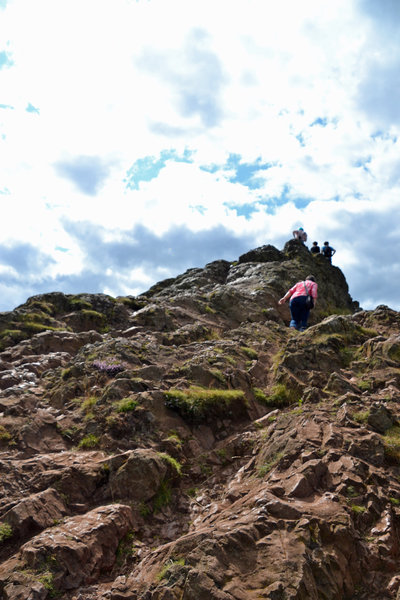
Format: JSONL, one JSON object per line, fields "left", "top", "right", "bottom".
{"left": 289, "top": 296, "right": 310, "bottom": 330}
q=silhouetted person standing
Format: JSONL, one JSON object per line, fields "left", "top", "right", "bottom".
{"left": 310, "top": 241, "right": 320, "bottom": 254}
{"left": 321, "top": 241, "right": 336, "bottom": 264}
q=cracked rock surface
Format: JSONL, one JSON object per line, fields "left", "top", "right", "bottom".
{"left": 0, "top": 243, "right": 399, "bottom": 599}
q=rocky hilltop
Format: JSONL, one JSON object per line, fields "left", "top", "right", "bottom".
{"left": 0, "top": 241, "right": 400, "bottom": 599}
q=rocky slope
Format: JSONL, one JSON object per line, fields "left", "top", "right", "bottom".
{"left": 0, "top": 240, "right": 399, "bottom": 599}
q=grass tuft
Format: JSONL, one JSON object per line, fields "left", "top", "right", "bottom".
{"left": 164, "top": 386, "right": 246, "bottom": 423}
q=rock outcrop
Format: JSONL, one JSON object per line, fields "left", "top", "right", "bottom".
{"left": 1, "top": 243, "right": 400, "bottom": 599}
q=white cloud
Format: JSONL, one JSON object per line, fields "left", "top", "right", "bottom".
{"left": 0, "top": 0, "right": 399, "bottom": 311}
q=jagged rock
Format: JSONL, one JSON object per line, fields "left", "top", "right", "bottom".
{"left": 0, "top": 245, "right": 400, "bottom": 600}
{"left": 109, "top": 449, "right": 168, "bottom": 502}
{"left": 2, "top": 488, "right": 68, "bottom": 538}
{"left": 367, "top": 402, "right": 394, "bottom": 433}
{"left": 238, "top": 244, "right": 284, "bottom": 264}
{"left": 20, "top": 504, "right": 133, "bottom": 590}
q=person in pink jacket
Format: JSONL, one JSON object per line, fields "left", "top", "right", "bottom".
{"left": 278, "top": 275, "right": 318, "bottom": 331}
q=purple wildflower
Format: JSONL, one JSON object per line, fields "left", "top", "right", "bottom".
{"left": 92, "top": 360, "right": 126, "bottom": 376}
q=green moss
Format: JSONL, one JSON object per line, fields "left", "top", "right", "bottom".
{"left": 78, "top": 434, "right": 100, "bottom": 449}
{"left": 164, "top": 386, "right": 246, "bottom": 423}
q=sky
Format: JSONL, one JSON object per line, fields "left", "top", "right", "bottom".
{"left": 0, "top": 0, "right": 400, "bottom": 312}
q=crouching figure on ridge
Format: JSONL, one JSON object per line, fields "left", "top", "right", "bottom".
{"left": 278, "top": 275, "right": 318, "bottom": 331}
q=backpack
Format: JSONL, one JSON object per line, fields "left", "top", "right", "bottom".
{"left": 303, "top": 282, "right": 314, "bottom": 309}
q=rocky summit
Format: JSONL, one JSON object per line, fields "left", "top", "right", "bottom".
{"left": 0, "top": 240, "right": 400, "bottom": 600}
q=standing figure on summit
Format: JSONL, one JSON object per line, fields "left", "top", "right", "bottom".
{"left": 310, "top": 241, "right": 320, "bottom": 254}
{"left": 278, "top": 275, "right": 318, "bottom": 331}
{"left": 292, "top": 227, "right": 307, "bottom": 244}
{"left": 321, "top": 241, "right": 336, "bottom": 264}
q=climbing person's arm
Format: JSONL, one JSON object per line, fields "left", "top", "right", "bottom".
{"left": 279, "top": 290, "right": 292, "bottom": 304}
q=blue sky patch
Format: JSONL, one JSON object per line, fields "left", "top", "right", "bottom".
{"left": 125, "top": 148, "right": 193, "bottom": 190}
{"left": 189, "top": 204, "right": 207, "bottom": 215}
{"left": 296, "top": 132, "right": 305, "bottom": 147}
{"left": 26, "top": 103, "right": 40, "bottom": 115}
{"left": 311, "top": 117, "right": 328, "bottom": 127}
{"left": 0, "top": 50, "right": 13, "bottom": 69}
{"left": 224, "top": 154, "right": 273, "bottom": 189}
{"left": 224, "top": 202, "right": 259, "bottom": 219}
{"left": 202, "top": 154, "right": 273, "bottom": 190}
{"left": 200, "top": 163, "right": 219, "bottom": 173}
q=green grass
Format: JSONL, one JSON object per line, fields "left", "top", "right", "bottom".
{"left": 114, "top": 397, "right": 138, "bottom": 412}
{"left": 166, "top": 431, "right": 183, "bottom": 448}
{"left": 0, "top": 425, "right": 11, "bottom": 442}
{"left": 81, "top": 396, "right": 97, "bottom": 413}
{"left": 157, "top": 557, "right": 185, "bottom": 581}
{"left": 164, "top": 385, "right": 246, "bottom": 423}
{"left": 383, "top": 425, "right": 400, "bottom": 463}
{"left": 358, "top": 380, "right": 372, "bottom": 392}
{"left": 352, "top": 410, "right": 370, "bottom": 424}
{"left": 78, "top": 434, "right": 100, "bottom": 449}
{"left": 204, "top": 304, "right": 216, "bottom": 314}
{"left": 253, "top": 387, "right": 268, "bottom": 403}
{"left": 241, "top": 346, "right": 258, "bottom": 360}
{"left": 210, "top": 369, "right": 226, "bottom": 384}
{"left": 157, "top": 452, "right": 182, "bottom": 476}
{"left": 153, "top": 480, "right": 172, "bottom": 513}
{"left": 0, "top": 522, "right": 12, "bottom": 542}
{"left": 258, "top": 451, "right": 284, "bottom": 477}
{"left": 263, "top": 383, "right": 299, "bottom": 408}
{"left": 351, "top": 504, "right": 366, "bottom": 514}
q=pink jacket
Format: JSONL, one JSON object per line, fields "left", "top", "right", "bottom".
{"left": 288, "top": 280, "right": 318, "bottom": 300}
